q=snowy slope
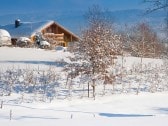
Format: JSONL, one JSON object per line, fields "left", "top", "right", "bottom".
{"left": 0, "top": 47, "right": 168, "bottom": 126}
{"left": 0, "top": 47, "right": 162, "bottom": 70}
{"left": 0, "top": 47, "right": 71, "bottom": 71}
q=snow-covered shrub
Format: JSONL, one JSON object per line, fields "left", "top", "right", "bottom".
{"left": 16, "top": 37, "right": 32, "bottom": 47}
{"left": 34, "top": 32, "right": 50, "bottom": 49}
{"left": 0, "top": 29, "right": 11, "bottom": 46}
{"left": 39, "top": 41, "right": 50, "bottom": 49}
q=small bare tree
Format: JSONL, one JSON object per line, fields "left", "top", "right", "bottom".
{"left": 130, "top": 22, "right": 162, "bottom": 58}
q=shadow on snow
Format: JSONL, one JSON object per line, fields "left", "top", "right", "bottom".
{"left": 15, "top": 116, "right": 60, "bottom": 120}
{"left": 99, "top": 113, "right": 153, "bottom": 117}
{"left": 0, "top": 60, "right": 67, "bottom": 67}
{"left": 153, "top": 107, "right": 168, "bottom": 114}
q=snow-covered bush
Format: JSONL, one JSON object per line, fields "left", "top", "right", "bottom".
{"left": 0, "top": 29, "right": 11, "bottom": 46}
{"left": 34, "top": 32, "right": 50, "bottom": 49}
{"left": 16, "top": 37, "right": 32, "bottom": 47}
{"left": 39, "top": 41, "right": 50, "bottom": 49}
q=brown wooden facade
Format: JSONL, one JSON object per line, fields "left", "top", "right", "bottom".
{"left": 31, "top": 22, "right": 79, "bottom": 47}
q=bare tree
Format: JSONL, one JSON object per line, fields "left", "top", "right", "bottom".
{"left": 144, "top": 0, "right": 168, "bottom": 12}
{"left": 144, "top": 0, "right": 168, "bottom": 39}
{"left": 70, "top": 5, "right": 122, "bottom": 99}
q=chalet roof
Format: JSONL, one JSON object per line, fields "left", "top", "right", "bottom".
{"left": 0, "top": 20, "right": 79, "bottom": 40}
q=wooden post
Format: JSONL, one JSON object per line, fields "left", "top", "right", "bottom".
{"left": 88, "top": 82, "right": 90, "bottom": 98}
{"left": 0, "top": 101, "right": 3, "bottom": 109}
{"left": 93, "top": 86, "right": 95, "bottom": 100}
{"left": 70, "top": 35, "right": 73, "bottom": 42}
{"left": 71, "top": 114, "right": 73, "bottom": 119}
{"left": 10, "top": 110, "right": 12, "bottom": 120}
{"left": 92, "top": 79, "right": 96, "bottom": 100}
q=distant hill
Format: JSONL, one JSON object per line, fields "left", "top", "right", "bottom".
{"left": 0, "top": 9, "right": 166, "bottom": 35}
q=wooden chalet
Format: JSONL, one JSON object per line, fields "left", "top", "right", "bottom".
{"left": 0, "top": 20, "right": 79, "bottom": 47}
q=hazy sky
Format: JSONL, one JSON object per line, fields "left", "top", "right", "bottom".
{"left": 0, "top": 0, "right": 145, "bottom": 14}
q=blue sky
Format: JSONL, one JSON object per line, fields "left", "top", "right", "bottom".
{"left": 0, "top": 0, "right": 145, "bottom": 14}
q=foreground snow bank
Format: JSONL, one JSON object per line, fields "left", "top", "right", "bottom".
{"left": 0, "top": 92, "right": 168, "bottom": 126}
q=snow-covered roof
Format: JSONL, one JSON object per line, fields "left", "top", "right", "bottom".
{"left": 0, "top": 20, "right": 55, "bottom": 38}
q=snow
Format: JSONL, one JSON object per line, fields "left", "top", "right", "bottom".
{"left": 40, "top": 40, "right": 50, "bottom": 47}
{"left": 0, "top": 29, "right": 11, "bottom": 46}
{"left": 0, "top": 47, "right": 168, "bottom": 126}
{"left": 0, "top": 29, "right": 10, "bottom": 38}
{"left": 0, "top": 47, "right": 71, "bottom": 71}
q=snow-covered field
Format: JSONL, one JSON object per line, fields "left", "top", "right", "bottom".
{"left": 0, "top": 47, "right": 168, "bottom": 126}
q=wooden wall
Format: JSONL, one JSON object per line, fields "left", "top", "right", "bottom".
{"left": 32, "top": 22, "right": 79, "bottom": 47}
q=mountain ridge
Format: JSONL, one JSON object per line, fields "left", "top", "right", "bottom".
{"left": 0, "top": 9, "right": 165, "bottom": 35}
